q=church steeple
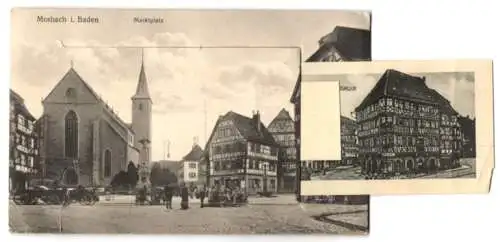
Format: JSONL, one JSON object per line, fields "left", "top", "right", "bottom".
{"left": 131, "top": 48, "right": 153, "bottom": 164}
{"left": 132, "top": 49, "right": 151, "bottom": 101}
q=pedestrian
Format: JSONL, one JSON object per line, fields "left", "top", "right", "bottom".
{"left": 199, "top": 185, "right": 207, "bottom": 208}
{"left": 164, "top": 185, "right": 173, "bottom": 209}
{"left": 180, "top": 182, "right": 189, "bottom": 210}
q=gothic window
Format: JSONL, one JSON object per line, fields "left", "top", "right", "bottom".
{"left": 104, "top": 149, "right": 111, "bottom": 177}
{"left": 64, "top": 111, "right": 78, "bottom": 159}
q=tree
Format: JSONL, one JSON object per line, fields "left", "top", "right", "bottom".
{"left": 162, "top": 168, "right": 178, "bottom": 185}
{"left": 150, "top": 162, "right": 162, "bottom": 186}
{"left": 126, "top": 162, "right": 138, "bottom": 188}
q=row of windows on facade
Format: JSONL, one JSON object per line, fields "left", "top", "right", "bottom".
{"left": 213, "top": 159, "right": 276, "bottom": 172}
{"left": 360, "top": 135, "right": 441, "bottom": 147}
{"left": 211, "top": 142, "right": 278, "bottom": 156}
{"left": 12, "top": 151, "right": 36, "bottom": 168}
{"left": 15, "top": 115, "right": 35, "bottom": 134}
{"left": 13, "top": 133, "right": 37, "bottom": 150}
{"left": 359, "top": 138, "right": 461, "bottom": 151}
{"left": 188, "top": 172, "right": 196, "bottom": 178}
{"left": 358, "top": 127, "right": 441, "bottom": 138}
{"left": 359, "top": 115, "right": 458, "bottom": 132}
{"left": 356, "top": 98, "right": 441, "bottom": 121}
{"left": 273, "top": 134, "right": 295, "bottom": 146}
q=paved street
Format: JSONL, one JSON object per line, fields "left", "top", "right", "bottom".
{"left": 9, "top": 196, "right": 368, "bottom": 234}
{"left": 311, "top": 158, "right": 476, "bottom": 180}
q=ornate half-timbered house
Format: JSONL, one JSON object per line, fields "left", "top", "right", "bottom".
{"left": 205, "top": 111, "right": 279, "bottom": 195}
{"left": 9, "top": 90, "right": 40, "bottom": 194}
{"left": 355, "top": 69, "right": 463, "bottom": 177}
{"left": 267, "top": 108, "right": 296, "bottom": 193}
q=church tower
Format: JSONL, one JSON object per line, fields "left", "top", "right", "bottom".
{"left": 131, "top": 51, "right": 153, "bottom": 164}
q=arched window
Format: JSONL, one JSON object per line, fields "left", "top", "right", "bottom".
{"left": 104, "top": 149, "right": 111, "bottom": 177}
{"left": 138, "top": 103, "right": 143, "bottom": 111}
{"left": 64, "top": 111, "right": 78, "bottom": 159}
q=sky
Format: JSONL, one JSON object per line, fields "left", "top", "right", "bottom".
{"left": 11, "top": 8, "right": 370, "bottom": 161}
{"left": 328, "top": 72, "right": 475, "bottom": 119}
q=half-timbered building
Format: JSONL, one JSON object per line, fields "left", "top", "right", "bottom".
{"left": 267, "top": 108, "right": 296, "bottom": 193}
{"left": 205, "top": 111, "right": 279, "bottom": 195}
{"left": 290, "top": 26, "right": 371, "bottom": 202}
{"left": 355, "top": 69, "right": 463, "bottom": 177}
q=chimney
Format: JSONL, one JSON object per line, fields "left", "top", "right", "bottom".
{"left": 193, "top": 136, "right": 199, "bottom": 148}
{"left": 253, "top": 110, "right": 261, "bottom": 134}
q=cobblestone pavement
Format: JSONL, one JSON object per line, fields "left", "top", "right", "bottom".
{"left": 9, "top": 199, "right": 368, "bottom": 234}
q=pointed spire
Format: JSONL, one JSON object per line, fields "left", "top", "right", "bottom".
{"left": 132, "top": 48, "right": 151, "bottom": 100}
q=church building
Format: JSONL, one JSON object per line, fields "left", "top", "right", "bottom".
{"left": 41, "top": 59, "right": 152, "bottom": 187}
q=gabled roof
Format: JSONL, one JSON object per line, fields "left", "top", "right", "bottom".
{"left": 355, "top": 69, "right": 439, "bottom": 112}
{"left": 182, "top": 144, "right": 204, "bottom": 161}
{"left": 43, "top": 67, "right": 133, "bottom": 134}
{"left": 268, "top": 108, "right": 293, "bottom": 127}
{"left": 132, "top": 61, "right": 152, "bottom": 100}
{"left": 205, "top": 111, "right": 278, "bottom": 149}
{"left": 313, "top": 26, "right": 371, "bottom": 62}
{"left": 10, "top": 89, "right": 36, "bottom": 120}
{"left": 429, "top": 89, "right": 459, "bottom": 116}
{"left": 290, "top": 26, "right": 371, "bottom": 103}
{"left": 341, "top": 115, "right": 356, "bottom": 125}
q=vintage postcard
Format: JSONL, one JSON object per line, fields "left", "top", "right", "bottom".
{"left": 300, "top": 60, "right": 494, "bottom": 195}
{"left": 9, "top": 8, "right": 370, "bottom": 234}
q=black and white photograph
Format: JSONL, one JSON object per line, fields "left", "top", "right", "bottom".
{"left": 300, "top": 60, "right": 493, "bottom": 196}
{"left": 306, "top": 70, "right": 476, "bottom": 180}
{"left": 9, "top": 8, "right": 371, "bottom": 234}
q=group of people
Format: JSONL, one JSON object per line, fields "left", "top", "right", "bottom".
{"left": 161, "top": 183, "right": 209, "bottom": 210}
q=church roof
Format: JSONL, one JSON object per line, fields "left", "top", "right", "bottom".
{"left": 182, "top": 144, "right": 204, "bottom": 161}
{"left": 43, "top": 67, "right": 134, "bottom": 134}
{"left": 132, "top": 60, "right": 152, "bottom": 100}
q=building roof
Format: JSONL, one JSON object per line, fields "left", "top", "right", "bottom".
{"left": 132, "top": 60, "right": 152, "bottom": 101}
{"left": 290, "top": 26, "right": 371, "bottom": 103}
{"left": 43, "top": 67, "right": 134, "bottom": 134}
{"left": 308, "top": 26, "right": 371, "bottom": 62}
{"left": 429, "top": 89, "right": 459, "bottom": 116}
{"left": 268, "top": 108, "right": 293, "bottom": 127}
{"left": 355, "top": 69, "right": 446, "bottom": 112}
{"left": 10, "top": 89, "right": 36, "bottom": 120}
{"left": 182, "top": 144, "right": 204, "bottom": 161}
{"left": 205, "top": 111, "right": 278, "bottom": 149}
{"left": 341, "top": 115, "right": 356, "bottom": 125}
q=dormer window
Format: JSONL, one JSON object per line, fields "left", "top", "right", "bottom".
{"left": 65, "top": 88, "right": 76, "bottom": 98}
